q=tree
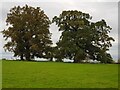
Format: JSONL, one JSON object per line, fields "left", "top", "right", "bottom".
{"left": 2, "top": 5, "right": 52, "bottom": 61}
{"left": 52, "top": 10, "right": 114, "bottom": 63}
{"left": 91, "top": 20, "right": 115, "bottom": 63}
{"left": 53, "top": 46, "right": 64, "bottom": 62}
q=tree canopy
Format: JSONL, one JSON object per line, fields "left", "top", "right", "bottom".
{"left": 52, "top": 10, "right": 115, "bottom": 63}
{"left": 2, "top": 6, "right": 115, "bottom": 63}
{"left": 2, "top": 5, "right": 52, "bottom": 61}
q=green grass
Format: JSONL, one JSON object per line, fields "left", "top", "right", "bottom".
{"left": 2, "top": 60, "right": 118, "bottom": 88}
{"left": 0, "top": 60, "right": 2, "bottom": 89}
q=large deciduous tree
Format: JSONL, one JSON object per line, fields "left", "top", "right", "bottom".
{"left": 2, "top": 5, "right": 52, "bottom": 61}
{"left": 52, "top": 10, "right": 114, "bottom": 63}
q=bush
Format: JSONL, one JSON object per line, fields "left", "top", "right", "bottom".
{"left": 2, "top": 58, "right": 7, "bottom": 60}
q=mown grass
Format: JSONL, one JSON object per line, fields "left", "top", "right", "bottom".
{"left": 0, "top": 60, "right": 2, "bottom": 89}
{"left": 2, "top": 60, "right": 118, "bottom": 88}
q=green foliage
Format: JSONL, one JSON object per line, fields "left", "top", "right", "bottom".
{"left": 2, "top": 5, "right": 52, "bottom": 60}
{"left": 2, "top": 60, "right": 118, "bottom": 88}
{"left": 52, "top": 10, "right": 114, "bottom": 63}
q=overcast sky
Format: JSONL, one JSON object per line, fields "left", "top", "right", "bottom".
{"left": 0, "top": 0, "right": 119, "bottom": 60}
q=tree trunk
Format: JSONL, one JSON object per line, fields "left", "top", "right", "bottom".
{"left": 25, "top": 52, "right": 31, "bottom": 61}
{"left": 73, "top": 59, "right": 79, "bottom": 63}
{"left": 25, "top": 43, "right": 31, "bottom": 61}
{"left": 26, "top": 56, "right": 30, "bottom": 61}
{"left": 20, "top": 54, "right": 24, "bottom": 61}
{"left": 56, "top": 58, "right": 63, "bottom": 62}
{"left": 49, "top": 57, "right": 53, "bottom": 61}
{"left": 73, "top": 58, "right": 82, "bottom": 63}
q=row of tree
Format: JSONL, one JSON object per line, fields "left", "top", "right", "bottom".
{"left": 2, "top": 5, "right": 115, "bottom": 63}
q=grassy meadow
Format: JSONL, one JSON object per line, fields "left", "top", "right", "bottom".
{"left": 2, "top": 60, "right": 118, "bottom": 88}
{"left": 0, "top": 60, "right": 2, "bottom": 89}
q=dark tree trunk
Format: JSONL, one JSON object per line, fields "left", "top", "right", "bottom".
{"left": 20, "top": 54, "right": 24, "bottom": 61}
{"left": 73, "top": 59, "right": 79, "bottom": 63}
{"left": 73, "top": 58, "right": 82, "bottom": 63}
{"left": 25, "top": 43, "right": 31, "bottom": 61}
{"left": 49, "top": 57, "right": 53, "bottom": 61}
{"left": 25, "top": 52, "right": 31, "bottom": 61}
{"left": 56, "top": 58, "right": 63, "bottom": 62}
{"left": 25, "top": 50, "right": 31, "bottom": 61}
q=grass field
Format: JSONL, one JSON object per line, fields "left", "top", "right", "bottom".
{"left": 0, "top": 60, "right": 2, "bottom": 89}
{"left": 2, "top": 60, "right": 118, "bottom": 88}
